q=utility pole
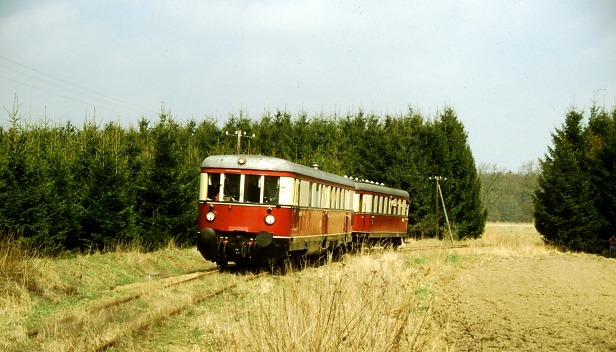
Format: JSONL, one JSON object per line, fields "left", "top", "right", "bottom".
{"left": 429, "top": 176, "right": 454, "bottom": 243}
{"left": 432, "top": 176, "right": 441, "bottom": 238}
{"left": 225, "top": 130, "right": 255, "bottom": 154}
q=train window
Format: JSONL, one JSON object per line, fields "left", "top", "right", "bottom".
{"left": 333, "top": 188, "right": 340, "bottom": 209}
{"left": 363, "top": 194, "right": 372, "bottom": 213}
{"left": 207, "top": 173, "right": 221, "bottom": 201}
{"left": 346, "top": 190, "right": 352, "bottom": 210}
{"left": 312, "top": 183, "right": 321, "bottom": 207}
{"left": 299, "top": 180, "right": 310, "bottom": 206}
{"left": 199, "top": 173, "right": 208, "bottom": 201}
{"left": 263, "top": 176, "right": 279, "bottom": 204}
{"left": 279, "top": 177, "right": 294, "bottom": 205}
{"left": 322, "top": 185, "right": 330, "bottom": 208}
{"left": 244, "top": 174, "right": 261, "bottom": 203}
{"left": 334, "top": 188, "right": 339, "bottom": 209}
{"left": 384, "top": 198, "right": 390, "bottom": 215}
{"left": 223, "top": 174, "right": 241, "bottom": 201}
{"left": 354, "top": 193, "right": 361, "bottom": 212}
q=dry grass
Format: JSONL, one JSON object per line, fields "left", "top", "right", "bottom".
{"left": 475, "top": 222, "right": 554, "bottom": 256}
{"left": 0, "top": 235, "right": 37, "bottom": 349}
{"left": 177, "top": 252, "right": 449, "bottom": 352}
{"left": 1, "top": 223, "right": 551, "bottom": 351}
{"left": 0, "top": 241, "right": 212, "bottom": 351}
{"left": 404, "top": 222, "right": 552, "bottom": 257}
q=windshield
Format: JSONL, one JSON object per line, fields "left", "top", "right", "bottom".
{"left": 204, "top": 172, "right": 279, "bottom": 204}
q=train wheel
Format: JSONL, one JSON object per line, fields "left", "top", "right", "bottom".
{"left": 268, "top": 255, "right": 291, "bottom": 275}
{"left": 317, "top": 249, "right": 332, "bottom": 266}
{"left": 216, "top": 260, "right": 228, "bottom": 269}
{"left": 277, "top": 256, "right": 292, "bottom": 275}
{"left": 332, "top": 245, "right": 345, "bottom": 262}
{"left": 392, "top": 238, "right": 402, "bottom": 250}
{"left": 292, "top": 252, "right": 307, "bottom": 270}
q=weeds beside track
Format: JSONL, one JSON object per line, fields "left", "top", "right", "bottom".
{"left": 24, "top": 267, "right": 267, "bottom": 352}
{"left": 398, "top": 243, "right": 486, "bottom": 252}
{"left": 92, "top": 271, "right": 268, "bottom": 352}
{"left": 26, "top": 268, "right": 220, "bottom": 338}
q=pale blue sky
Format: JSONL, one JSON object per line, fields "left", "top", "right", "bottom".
{"left": 1, "top": 1, "right": 615, "bottom": 170}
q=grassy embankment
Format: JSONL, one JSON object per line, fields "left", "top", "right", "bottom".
{"left": 1, "top": 223, "right": 549, "bottom": 351}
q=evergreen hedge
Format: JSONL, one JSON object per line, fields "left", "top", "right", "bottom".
{"left": 534, "top": 105, "right": 616, "bottom": 253}
{"left": 0, "top": 100, "right": 486, "bottom": 254}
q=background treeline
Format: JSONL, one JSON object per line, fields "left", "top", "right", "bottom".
{"left": 534, "top": 105, "right": 616, "bottom": 253}
{"left": 0, "top": 98, "right": 485, "bottom": 254}
{"left": 478, "top": 162, "right": 539, "bottom": 223}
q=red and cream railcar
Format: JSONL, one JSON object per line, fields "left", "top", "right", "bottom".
{"left": 196, "top": 155, "right": 356, "bottom": 268}
{"left": 352, "top": 181, "right": 410, "bottom": 248}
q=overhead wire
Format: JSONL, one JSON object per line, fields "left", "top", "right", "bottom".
{"left": 0, "top": 55, "right": 159, "bottom": 118}
{"left": 0, "top": 73, "right": 136, "bottom": 117}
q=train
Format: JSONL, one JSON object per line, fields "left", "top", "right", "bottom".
{"left": 196, "top": 154, "right": 410, "bottom": 271}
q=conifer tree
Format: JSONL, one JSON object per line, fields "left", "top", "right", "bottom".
{"left": 534, "top": 109, "right": 605, "bottom": 252}
{"left": 587, "top": 105, "right": 616, "bottom": 245}
{"left": 136, "top": 112, "right": 195, "bottom": 248}
{"left": 337, "top": 112, "right": 369, "bottom": 178}
{"left": 431, "top": 108, "right": 486, "bottom": 238}
{"left": 0, "top": 99, "right": 40, "bottom": 240}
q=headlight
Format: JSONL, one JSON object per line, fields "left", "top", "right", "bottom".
{"left": 206, "top": 211, "right": 216, "bottom": 222}
{"left": 264, "top": 214, "right": 275, "bottom": 225}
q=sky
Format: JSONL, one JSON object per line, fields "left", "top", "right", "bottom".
{"left": 1, "top": 1, "right": 615, "bottom": 171}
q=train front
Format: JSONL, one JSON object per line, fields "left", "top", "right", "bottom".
{"left": 196, "top": 155, "right": 294, "bottom": 268}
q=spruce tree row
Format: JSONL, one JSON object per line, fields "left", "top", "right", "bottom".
{"left": 534, "top": 105, "right": 616, "bottom": 253}
{"left": 0, "top": 99, "right": 485, "bottom": 255}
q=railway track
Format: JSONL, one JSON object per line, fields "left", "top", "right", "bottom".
{"left": 26, "top": 268, "right": 221, "bottom": 338}
{"left": 398, "top": 243, "right": 486, "bottom": 252}
{"left": 26, "top": 267, "right": 267, "bottom": 351}
{"left": 92, "top": 270, "right": 268, "bottom": 352}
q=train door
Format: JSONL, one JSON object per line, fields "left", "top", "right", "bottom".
{"left": 362, "top": 194, "right": 373, "bottom": 232}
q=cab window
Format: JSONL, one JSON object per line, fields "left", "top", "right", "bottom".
{"left": 223, "top": 174, "right": 241, "bottom": 201}
{"left": 264, "top": 176, "right": 279, "bottom": 204}
{"left": 244, "top": 174, "right": 261, "bottom": 203}
{"left": 207, "top": 173, "right": 221, "bottom": 200}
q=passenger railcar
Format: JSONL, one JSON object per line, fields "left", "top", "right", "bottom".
{"left": 352, "top": 181, "right": 410, "bottom": 248}
{"left": 196, "top": 155, "right": 356, "bottom": 268}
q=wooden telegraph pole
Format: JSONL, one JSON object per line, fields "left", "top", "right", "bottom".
{"left": 429, "top": 176, "right": 454, "bottom": 243}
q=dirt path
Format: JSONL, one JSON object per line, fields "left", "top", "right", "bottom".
{"left": 437, "top": 253, "right": 616, "bottom": 351}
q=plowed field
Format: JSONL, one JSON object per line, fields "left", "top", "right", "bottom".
{"left": 437, "top": 253, "right": 616, "bottom": 351}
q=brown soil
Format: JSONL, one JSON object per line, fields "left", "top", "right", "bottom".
{"left": 437, "top": 253, "right": 616, "bottom": 351}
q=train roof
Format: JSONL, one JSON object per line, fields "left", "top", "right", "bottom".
{"left": 353, "top": 181, "right": 410, "bottom": 198}
{"left": 201, "top": 155, "right": 356, "bottom": 188}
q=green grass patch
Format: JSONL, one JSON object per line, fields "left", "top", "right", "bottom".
{"left": 445, "top": 253, "right": 462, "bottom": 266}
{"left": 404, "top": 255, "right": 428, "bottom": 267}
